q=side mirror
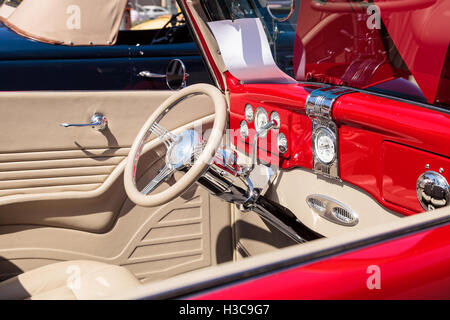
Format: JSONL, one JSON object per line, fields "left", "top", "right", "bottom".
{"left": 267, "top": 0, "right": 295, "bottom": 22}
{"left": 166, "top": 59, "right": 188, "bottom": 90}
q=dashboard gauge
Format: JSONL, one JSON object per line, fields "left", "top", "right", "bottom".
{"left": 277, "top": 133, "right": 288, "bottom": 154}
{"left": 245, "top": 104, "right": 254, "bottom": 123}
{"left": 314, "top": 127, "right": 336, "bottom": 164}
{"left": 270, "top": 111, "right": 281, "bottom": 130}
{"left": 255, "top": 107, "right": 269, "bottom": 137}
{"left": 240, "top": 120, "right": 249, "bottom": 139}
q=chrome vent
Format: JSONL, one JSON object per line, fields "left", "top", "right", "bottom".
{"left": 306, "top": 195, "right": 358, "bottom": 227}
{"left": 332, "top": 207, "right": 357, "bottom": 225}
{"left": 307, "top": 197, "right": 326, "bottom": 213}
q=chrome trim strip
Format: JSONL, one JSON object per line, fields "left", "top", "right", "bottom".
{"left": 300, "top": 81, "right": 450, "bottom": 116}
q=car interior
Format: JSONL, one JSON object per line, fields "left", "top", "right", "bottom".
{"left": 117, "top": 12, "right": 193, "bottom": 46}
{"left": 0, "top": 0, "right": 448, "bottom": 300}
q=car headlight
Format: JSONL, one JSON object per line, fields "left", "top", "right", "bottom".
{"left": 245, "top": 104, "right": 254, "bottom": 123}
{"left": 255, "top": 107, "right": 269, "bottom": 137}
{"left": 240, "top": 120, "right": 249, "bottom": 139}
{"left": 313, "top": 127, "right": 336, "bottom": 164}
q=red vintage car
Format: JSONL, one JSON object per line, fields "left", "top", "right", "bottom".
{"left": 0, "top": 0, "right": 448, "bottom": 301}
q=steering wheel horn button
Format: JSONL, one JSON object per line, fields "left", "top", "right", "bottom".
{"left": 166, "top": 130, "right": 203, "bottom": 170}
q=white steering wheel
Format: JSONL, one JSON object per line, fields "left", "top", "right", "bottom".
{"left": 124, "top": 84, "right": 227, "bottom": 207}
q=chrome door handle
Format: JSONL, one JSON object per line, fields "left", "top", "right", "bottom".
{"left": 138, "top": 70, "right": 166, "bottom": 79}
{"left": 60, "top": 113, "right": 107, "bottom": 131}
{"left": 138, "top": 70, "right": 190, "bottom": 79}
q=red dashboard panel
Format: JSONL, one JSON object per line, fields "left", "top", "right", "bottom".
{"left": 230, "top": 96, "right": 293, "bottom": 161}
{"left": 227, "top": 74, "right": 450, "bottom": 216}
{"left": 227, "top": 73, "right": 317, "bottom": 169}
{"left": 382, "top": 142, "right": 450, "bottom": 213}
{"left": 335, "top": 92, "right": 450, "bottom": 215}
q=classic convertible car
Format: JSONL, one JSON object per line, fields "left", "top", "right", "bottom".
{"left": 0, "top": 0, "right": 449, "bottom": 300}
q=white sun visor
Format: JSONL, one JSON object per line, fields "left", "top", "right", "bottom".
{"left": 208, "top": 18, "right": 297, "bottom": 84}
{"left": 0, "top": 1, "right": 17, "bottom": 19}
{"left": 0, "top": 0, "right": 127, "bottom": 46}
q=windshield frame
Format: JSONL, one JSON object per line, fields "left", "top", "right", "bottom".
{"left": 198, "top": 0, "right": 449, "bottom": 112}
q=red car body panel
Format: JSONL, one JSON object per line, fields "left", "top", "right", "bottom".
{"left": 193, "top": 223, "right": 450, "bottom": 300}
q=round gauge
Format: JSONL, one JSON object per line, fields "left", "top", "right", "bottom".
{"left": 277, "top": 133, "right": 288, "bottom": 154}
{"left": 270, "top": 111, "right": 281, "bottom": 130}
{"left": 254, "top": 107, "right": 269, "bottom": 137}
{"left": 240, "top": 120, "right": 249, "bottom": 139}
{"left": 245, "top": 104, "right": 254, "bottom": 123}
{"left": 314, "top": 127, "right": 336, "bottom": 164}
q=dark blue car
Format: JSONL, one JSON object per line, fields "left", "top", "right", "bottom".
{"left": 0, "top": 12, "right": 211, "bottom": 91}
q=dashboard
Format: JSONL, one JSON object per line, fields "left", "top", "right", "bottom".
{"left": 225, "top": 73, "right": 450, "bottom": 216}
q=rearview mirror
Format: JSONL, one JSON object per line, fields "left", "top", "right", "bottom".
{"left": 267, "top": 0, "right": 295, "bottom": 22}
{"left": 166, "top": 59, "right": 188, "bottom": 90}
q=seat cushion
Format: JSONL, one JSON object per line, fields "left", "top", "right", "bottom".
{"left": 0, "top": 260, "right": 141, "bottom": 300}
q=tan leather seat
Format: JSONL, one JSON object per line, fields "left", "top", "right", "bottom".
{"left": 0, "top": 260, "right": 140, "bottom": 300}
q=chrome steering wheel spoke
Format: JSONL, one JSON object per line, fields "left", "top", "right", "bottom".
{"left": 141, "top": 165, "right": 174, "bottom": 195}
{"left": 150, "top": 122, "right": 178, "bottom": 149}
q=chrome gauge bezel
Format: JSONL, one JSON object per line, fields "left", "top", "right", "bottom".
{"left": 240, "top": 120, "right": 249, "bottom": 139}
{"left": 312, "top": 126, "right": 337, "bottom": 165}
{"left": 255, "top": 107, "right": 269, "bottom": 138}
{"left": 245, "top": 104, "right": 254, "bottom": 123}
{"left": 270, "top": 111, "right": 281, "bottom": 130}
{"left": 277, "top": 132, "right": 288, "bottom": 154}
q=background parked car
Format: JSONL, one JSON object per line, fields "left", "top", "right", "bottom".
{"left": 131, "top": 14, "right": 173, "bottom": 30}
{"left": 0, "top": 4, "right": 211, "bottom": 91}
{"left": 142, "top": 5, "right": 170, "bottom": 20}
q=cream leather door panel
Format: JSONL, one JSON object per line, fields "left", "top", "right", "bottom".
{"left": 0, "top": 91, "right": 210, "bottom": 200}
{"left": 0, "top": 90, "right": 233, "bottom": 282}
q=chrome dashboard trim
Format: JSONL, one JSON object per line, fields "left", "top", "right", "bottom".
{"left": 305, "top": 86, "right": 355, "bottom": 180}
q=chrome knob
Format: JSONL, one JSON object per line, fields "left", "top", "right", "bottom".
{"left": 417, "top": 171, "right": 450, "bottom": 211}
